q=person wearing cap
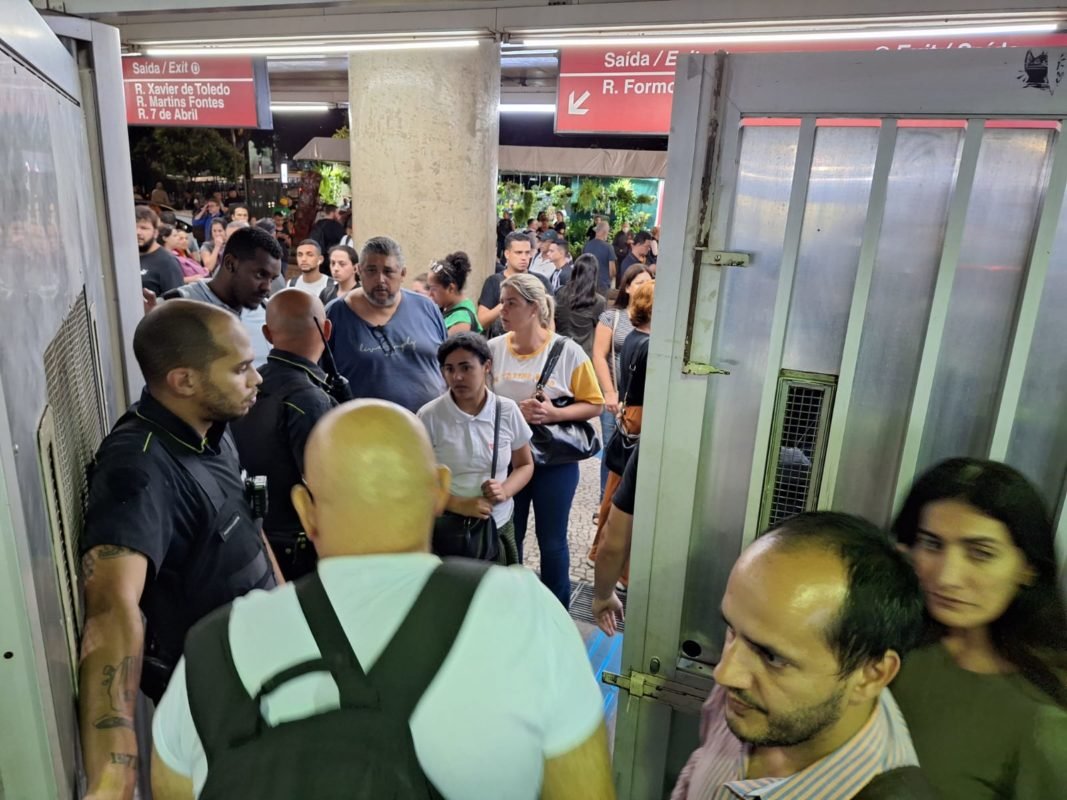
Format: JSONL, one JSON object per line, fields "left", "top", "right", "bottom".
{"left": 620, "top": 231, "right": 656, "bottom": 284}
{"left": 530, "top": 230, "right": 559, "bottom": 280}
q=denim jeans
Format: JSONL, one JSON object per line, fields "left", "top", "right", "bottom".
{"left": 513, "top": 461, "right": 580, "bottom": 608}
{"left": 599, "top": 408, "right": 618, "bottom": 497}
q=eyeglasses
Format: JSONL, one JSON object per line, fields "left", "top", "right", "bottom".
{"left": 369, "top": 325, "right": 396, "bottom": 356}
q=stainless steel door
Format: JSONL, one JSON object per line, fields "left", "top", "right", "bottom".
{"left": 617, "top": 48, "right": 1067, "bottom": 798}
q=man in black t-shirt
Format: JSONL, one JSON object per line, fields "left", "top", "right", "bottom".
{"left": 619, "top": 231, "right": 654, "bottom": 285}
{"left": 308, "top": 204, "right": 345, "bottom": 273}
{"left": 136, "top": 205, "right": 184, "bottom": 297}
{"left": 78, "top": 300, "right": 279, "bottom": 797}
{"left": 591, "top": 443, "right": 640, "bottom": 635}
{"left": 477, "top": 230, "right": 550, "bottom": 338}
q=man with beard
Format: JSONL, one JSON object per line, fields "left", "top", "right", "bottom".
{"left": 78, "top": 300, "right": 282, "bottom": 800}
{"left": 168, "top": 226, "right": 283, "bottom": 366}
{"left": 672, "top": 512, "right": 933, "bottom": 800}
{"left": 136, "top": 205, "right": 184, "bottom": 296}
{"left": 325, "top": 236, "right": 446, "bottom": 413}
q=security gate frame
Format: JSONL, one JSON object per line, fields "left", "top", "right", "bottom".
{"left": 617, "top": 48, "right": 1067, "bottom": 798}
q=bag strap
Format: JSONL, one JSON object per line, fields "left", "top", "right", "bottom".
{"left": 490, "top": 396, "right": 502, "bottom": 479}
{"left": 294, "top": 573, "right": 380, "bottom": 708}
{"left": 535, "top": 337, "right": 569, "bottom": 395}
{"left": 369, "top": 559, "right": 489, "bottom": 719}
{"left": 610, "top": 311, "right": 620, "bottom": 395}
{"left": 618, "top": 335, "right": 648, "bottom": 411}
{"left": 185, "top": 604, "right": 263, "bottom": 764}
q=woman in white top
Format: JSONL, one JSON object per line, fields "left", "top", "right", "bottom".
{"left": 418, "top": 333, "right": 534, "bottom": 564}
{"left": 488, "top": 274, "right": 605, "bottom": 607}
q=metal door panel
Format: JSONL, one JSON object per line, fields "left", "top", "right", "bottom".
{"left": 680, "top": 124, "right": 799, "bottom": 660}
{"left": 782, "top": 125, "right": 880, "bottom": 376}
{"left": 918, "top": 129, "right": 1053, "bottom": 470}
{"left": 1007, "top": 188, "right": 1067, "bottom": 501}
{"left": 833, "top": 128, "right": 963, "bottom": 522}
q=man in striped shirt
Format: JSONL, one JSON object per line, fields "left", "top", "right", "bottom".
{"left": 672, "top": 512, "right": 930, "bottom": 800}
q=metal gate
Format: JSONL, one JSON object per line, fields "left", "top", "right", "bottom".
{"left": 616, "top": 47, "right": 1067, "bottom": 798}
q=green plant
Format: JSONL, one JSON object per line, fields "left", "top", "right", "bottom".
{"left": 132, "top": 127, "right": 242, "bottom": 181}
{"left": 573, "top": 179, "right": 607, "bottom": 213}
{"left": 331, "top": 124, "right": 350, "bottom": 139}
{"left": 316, "top": 162, "right": 351, "bottom": 206}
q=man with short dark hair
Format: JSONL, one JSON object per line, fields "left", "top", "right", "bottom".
{"left": 288, "top": 239, "right": 333, "bottom": 299}
{"left": 531, "top": 230, "right": 560, "bottom": 279}
{"left": 78, "top": 300, "right": 279, "bottom": 799}
{"left": 136, "top": 205, "right": 184, "bottom": 296}
{"left": 672, "top": 512, "right": 932, "bottom": 800}
{"left": 168, "top": 226, "right": 283, "bottom": 365}
{"left": 308, "top": 204, "right": 345, "bottom": 269}
{"left": 582, "top": 221, "right": 616, "bottom": 293}
{"left": 478, "top": 231, "right": 550, "bottom": 336}
{"left": 546, "top": 239, "right": 574, "bottom": 295}
{"left": 325, "top": 236, "right": 447, "bottom": 413}
{"left": 231, "top": 289, "right": 337, "bottom": 580}
{"left": 229, "top": 204, "right": 250, "bottom": 224}
{"left": 620, "top": 231, "right": 654, "bottom": 282}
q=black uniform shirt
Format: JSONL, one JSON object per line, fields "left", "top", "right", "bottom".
{"left": 82, "top": 389, "right": 243, "bottom": 576}
{"left": 230, "top": 349, "right": 337, "bottom": 533}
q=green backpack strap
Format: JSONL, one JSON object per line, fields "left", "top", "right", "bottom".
{"left": 370, "top": 559, "right": 490, "bottom": 719}
{"left": 185, "top": 604, "right": 262, "bottom": 765}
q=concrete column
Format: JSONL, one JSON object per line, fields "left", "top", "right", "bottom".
{"left": 348, "top": 43, "right": 500, "bottom": 286}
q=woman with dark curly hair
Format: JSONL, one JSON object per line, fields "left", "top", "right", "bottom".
{"left": 427, "top": 251, "right": 482, "bottom": 335}
{"left": 891, "top": 458, "right": 1067, "bottom": 798}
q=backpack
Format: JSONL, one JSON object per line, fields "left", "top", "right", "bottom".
{"left": 184, "top": 559, "right": 490, "bottom": 799}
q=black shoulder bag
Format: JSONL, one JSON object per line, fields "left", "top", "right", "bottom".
{"left": 528, "top": 337, "right": 601, "bottom": 466}
{"left": 431, "top": 399, "right": 502, "bottom": 561}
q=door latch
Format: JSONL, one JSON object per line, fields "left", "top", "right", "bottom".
{"left": 700, "top": 250, "right": 750, "bottom": 267}
{"left": 602, "top": 670, "right": 708, "bottom": 714}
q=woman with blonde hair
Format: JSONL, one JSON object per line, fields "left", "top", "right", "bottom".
{"left": 488, "top": 273, "right": 604, "bottom": 607}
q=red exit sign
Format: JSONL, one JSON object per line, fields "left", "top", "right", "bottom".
{"left": 123, "top": 57, "right": 272, "bottom": 129}
{"left": 556, "top": 33, "right": 1067, "bottom": 135}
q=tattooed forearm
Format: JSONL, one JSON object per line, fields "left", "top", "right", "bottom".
{"left": 109, "top": 752, "right": 139, "bottom": 769}
{"left": 94, "top": 716, "right": 133, "bottom": 730}
{"left": 92, "top": 655, "right": 139, "bottom": 731}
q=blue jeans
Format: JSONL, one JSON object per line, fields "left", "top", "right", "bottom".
{"left": 514, "top": 462, "right": 580, "bottom": 608}
{"left": 599, "top": 408, "right": 618, "bottom": 496}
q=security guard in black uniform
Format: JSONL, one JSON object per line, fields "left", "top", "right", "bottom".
{"left": 78, "top": 299, "right": 280, "bottom": 799}
{"left": 231, "top": 288, "right": 338, "bottom": 580}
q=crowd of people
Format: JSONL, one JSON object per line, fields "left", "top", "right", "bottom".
{"left": 77, "top": 197, "right": 1067, "bottom": 800}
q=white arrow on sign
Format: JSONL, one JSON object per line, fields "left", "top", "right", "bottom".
{"left": 568, "top": 90, "right": 590, "bottom": 115}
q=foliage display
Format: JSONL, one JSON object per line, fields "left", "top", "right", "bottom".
{"left": 132, "top": 128, "right": 242, "bottom": 182}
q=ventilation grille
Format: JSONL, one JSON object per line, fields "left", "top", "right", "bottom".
{"left": 37, "top": 289, "right": 108, "bottom": 679}
{"left": 759, "top": 372, "right": 836, "bottom": 531}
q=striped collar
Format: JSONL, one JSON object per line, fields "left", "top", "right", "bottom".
{"left": 685, "top": 686, "right": 918, "bottom": 800}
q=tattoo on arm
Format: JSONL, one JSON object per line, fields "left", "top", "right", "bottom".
{"left": 81, "top": 544, "right": 137, "bottom": 582}
{"left": 93, "top": 655, "right": 139, "bottom": 731}
{"left": 109, "top": 752, "right": 139, "bottom": 769}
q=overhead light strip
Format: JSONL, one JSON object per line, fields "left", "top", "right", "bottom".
{"left": 137, "top": 30, "right": 486, "bottom": 47}
{"left": 520, "top": 22, "right": 1060, "bottom": 48}
{"left": 145, "top": 40, "right": 482, "bottom": 57}
{"left": 509, "top": 12, "right": 1065, "bottom": 37}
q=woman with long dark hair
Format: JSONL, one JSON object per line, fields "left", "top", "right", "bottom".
{"left": 891, "top": 458, "right": 1067, "bottom": 798}
{"left": 590, "top": 263, "right": 654, "bottom": 497}
{"left": 553, "top": 254, "right": 605, "bottom": 358}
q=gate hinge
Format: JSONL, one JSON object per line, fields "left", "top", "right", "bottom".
{"left": 682, "top": 362, "right": 730, "bottom": 376}
{"left": 602, "top": 670, "right": 708, "bottom": 714}
{"left": 700, "top": 250, "right": 750, "bottom": 267}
